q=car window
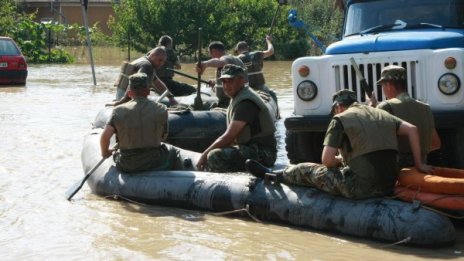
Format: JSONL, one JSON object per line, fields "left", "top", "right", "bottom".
{"left": 0, "top": 40, "right": 20, "bottom": 55}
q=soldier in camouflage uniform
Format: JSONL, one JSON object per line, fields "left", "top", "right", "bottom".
{"left": 196, "top": 41, "right": 246, "bottom": 107}
{"left": 100, "top": 73, "right": 185, "bottom": 173}
{"left": 374, "top": 65, "right": 441, "bottom": 168}
{"left": 109, "top": 46, "right": 178, "bottom": 106}
{"left": 156, "top": 35, "right": 196, "bottom": 96}
{"left": 248, "top": 89, "right": 432, "bottom": 199}
{"left": 235, "top": 35, "right": 274, "bottom": 93}
{"left": 197, "top": 64, "right": 276, "bottom": 172}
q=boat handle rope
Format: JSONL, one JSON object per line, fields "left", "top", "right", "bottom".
{"left": 211, "top": 204, "right": 261, "bottom": 223}
{"left": 380, "top": 236, "right": 412, "bottom": 248}
{"left": 105, "top": 195, "right": 262, "bottom": 222}
{"left": 388, "top": 185, "right": 464, "bottom": 219}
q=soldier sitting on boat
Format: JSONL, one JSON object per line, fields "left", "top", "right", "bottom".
{"left": 156, "top": 35, "right": 197, "bottom": 97}
{"left": 197, "top": 64, "right": 277, "bottom": 173}
{"left": 246, "top": 89, "right": 432, "bottom": 199}
{"left": 101, "top": 73, "right": 186, "bottom": 173}
{"left": 109, "top": 46, "right": 178, "bottom": 107}
{"left": 370, "top": 65, "right": 442, "bottom": 168}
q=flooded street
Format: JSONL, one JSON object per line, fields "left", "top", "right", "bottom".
{"left": 0, "top": 56, "right": 463, "bottom": 260}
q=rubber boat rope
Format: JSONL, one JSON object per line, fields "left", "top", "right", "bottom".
{"left": 380, "top": 236, "right": 412, "bottom": 248}
{"left": 104, "top": 195, "right": 262, "bottom": 222}
{"left": 390, "top": 185, "right": 464, "bottom": 219}
{"left": 105, "top": 194, "right": 146, "bottom": 205}
{"left": 211, "top": 204, "right": 261, "bottom": 223}
{"left": 422, "top": 205, "right": 464, "bottom": 219}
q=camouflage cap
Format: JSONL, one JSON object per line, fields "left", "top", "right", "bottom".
{"left": 330, "top": 89, "right": 358, "bottom": 113}
{"left": 218, "top": 64, "right": 246, "bottom": 79}
{"left": 376, "top": 65, "right": 406, "bottom": 84}
{"left": 332, "top": 89, "right": 358, "bottom": 103}
{"left": 129, "top": 72, "right": 148, "bottom": 89}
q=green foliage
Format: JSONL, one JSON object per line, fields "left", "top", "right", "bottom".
{"left": 0, "top": 0, "right": 20, "bottom": 36}
{"left": 11, "top": 18, "right": 80, "bottom": 63}
{"left": 109, "top": 0, "right": 343, "bottom": 59}
{"left": 0, "top": 0, "right": 80, "bottom": 64}
{"left": 290, "top": 0, "right": 343, "bottom": 55}
{"left": 278, "top": 39, "right": 310, "bottom": 60}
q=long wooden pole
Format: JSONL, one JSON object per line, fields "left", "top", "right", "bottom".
{"left": 80, "top": 0, "right": 97, "bottom": 85}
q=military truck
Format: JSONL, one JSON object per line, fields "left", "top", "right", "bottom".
{"left": 285, "top": 0, "right": 464, "bottom": 168}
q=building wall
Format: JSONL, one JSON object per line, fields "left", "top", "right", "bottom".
{"left": 20, "top": 0, "right": 116, "bottom": 35}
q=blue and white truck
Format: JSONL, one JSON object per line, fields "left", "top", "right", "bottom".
{"left": 285, "top": 0, "right": 464, "bottom": 168}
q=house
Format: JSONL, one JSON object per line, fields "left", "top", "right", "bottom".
{"left": 17, "top": 0, "right": 117, "bottom": 35}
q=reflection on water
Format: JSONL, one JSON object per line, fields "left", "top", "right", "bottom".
{"left": 0, "top": 59, "right": 463, "bottom": 260}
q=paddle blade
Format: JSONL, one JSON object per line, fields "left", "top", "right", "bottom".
{"left": 65, "top": 156, "right": 108, "bottom": 201}
{"left": 65, "top": 180, "right": 84, "bottom": 201}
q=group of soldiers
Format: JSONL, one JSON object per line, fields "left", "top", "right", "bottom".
{"left": 101, "top": 34, "right": 440, "bottom": 201}
{"left": 102, "top": 35, "right": 277, "bottom": 174}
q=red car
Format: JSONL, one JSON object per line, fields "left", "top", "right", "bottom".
{"left": 0, "top": 36, "right": 28, "bottom": 85}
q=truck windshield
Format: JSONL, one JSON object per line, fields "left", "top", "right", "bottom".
{"left": 344, "top": 0, "right": 464, "bottom": 37}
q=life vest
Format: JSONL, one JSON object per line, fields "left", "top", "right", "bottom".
{"left": 227, "top": 86, "right": 275, "bottom": 145}
{"left": 114, "top": 56, "right": 156, "bottom": 99}
{"left": 113, "top": 61, "right": 136, "bottom": 91}
{"left": 382, "top": 93, "right": 433, "bottom": 159}
{"left": 335, "top": 103, "right": 398, "bottom": 162}
{"left": 112, "top": 97, "right": 167, "bottom": 150}
{"left": 238, "top": 51, "right": 265, "bottom": 88}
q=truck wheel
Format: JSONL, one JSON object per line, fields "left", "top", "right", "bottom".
{"left": 431, "top": 128, "right": 464, "bottom": 168}
{"left": 285, "top": 131, "right": 324, "bottom": 164}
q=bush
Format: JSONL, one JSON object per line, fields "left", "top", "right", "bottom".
{"left": 277, "top": 39, "right": 310, "bottom": 60}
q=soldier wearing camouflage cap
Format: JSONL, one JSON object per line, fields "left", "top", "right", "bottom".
{"left": 247, "top": 88, "right": 432, "bottom": 199}
{"left": 101, "top": 72, "right": 186, "bottom": 173}
{"left": 376, "top": 65, "right": 441, "bottom": 167}
{"left": 196, "top": 41, "right": 245, "bottom": 108}
{"left": 197, "top": 64, "right": 277, "bottom": 173}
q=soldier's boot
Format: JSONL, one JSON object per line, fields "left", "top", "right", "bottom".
{"left": 245, "top": 159, "right": 284, "bottom": 182}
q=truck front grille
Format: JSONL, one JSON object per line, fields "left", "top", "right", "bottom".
{"left": 333, "top": 60, "right": 418, "bottom": 102}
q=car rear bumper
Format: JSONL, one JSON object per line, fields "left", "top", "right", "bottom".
{"left": 0, "top": 70, "right": 27, "bottom": 84}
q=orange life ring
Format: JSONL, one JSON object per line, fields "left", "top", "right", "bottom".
{"left": 397, "top": 167, "right": 464, "bottom": 195}
{"left": 394, "top": 186, "right": 464, "bottom": 210}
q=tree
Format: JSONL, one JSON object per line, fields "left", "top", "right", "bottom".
{"left": 0, "top": 0, "right": 21, "bottom": 36}
{"left": 289, "top": 0, "right": 343, "bottom": 55}
{"left": 1, "top": 1, "right": 80, "bottom": 63}
{"left": 109, "top": 0, "right": 343, "bottom": 59}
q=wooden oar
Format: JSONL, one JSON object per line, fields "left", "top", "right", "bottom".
{"left": 65, "top": 143, "right": 118, "bottom": 201}
{"left": 194, "top": 27, "right": 204, "bottom": 110}
{"left": 269, "top": 0, "right": 288, "bottom": 36}
{"left": 166, "top": 68, "right": 209, "bottom": 85}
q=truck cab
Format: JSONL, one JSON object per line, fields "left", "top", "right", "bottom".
{"left": 285, "top": 0, "right": 464, "bottom": 168}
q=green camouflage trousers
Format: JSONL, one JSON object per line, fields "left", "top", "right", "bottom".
{"left": 282, "top": 163, "right": 385, "bottom": 199}
{"left": 114, "top": 144, "right": 183, "bottom": 173}
{"left": 206, "top": 144, "right": 276, "bottom": 173}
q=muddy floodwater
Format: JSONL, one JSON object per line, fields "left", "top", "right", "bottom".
{"left": 0, "top": 48, "right": 463, "bottom": 260}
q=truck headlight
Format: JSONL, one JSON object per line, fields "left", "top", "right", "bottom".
{"left": 438, "top": 73, "right": 460, "bottom": 95}
{"left": 297, "top": 80, "right": 317, "bottom": 101}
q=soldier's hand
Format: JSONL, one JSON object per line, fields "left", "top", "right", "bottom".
{"left": 208, "top": 80, "right": 216, "bottom": 89}
{"left": 168, "top": 96, "right": 178, "bottom": 106}
{"left": 366, "top": 93, "right": 378, "bottom": 107}
{"left": 196, "top": 63, "right": 205, "bottom": 74}
{"left": 416, "top": 163, "right": 433, "bottom": 174}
